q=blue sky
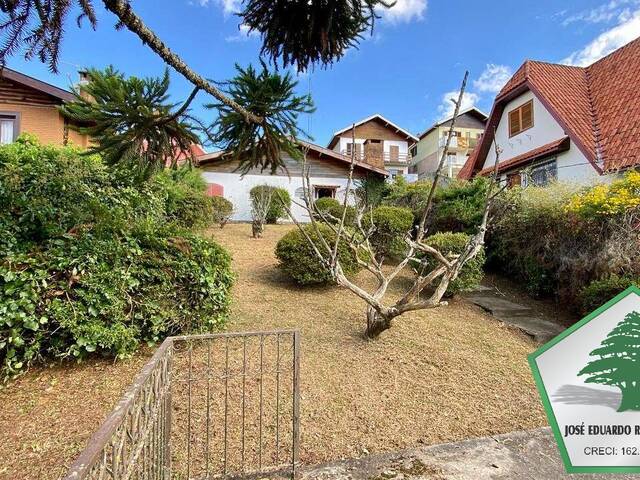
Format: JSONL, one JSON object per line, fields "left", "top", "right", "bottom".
{"left": 6, "top": 0, "right": 640, "bottom": 148}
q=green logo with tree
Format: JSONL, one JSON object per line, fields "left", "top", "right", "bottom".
{"left": 578, "top": 310, "right": 640, "bottom": 412}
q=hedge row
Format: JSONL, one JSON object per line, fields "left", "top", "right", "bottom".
{"left": 0, "top": 136, "right": 234, "bottom": 379}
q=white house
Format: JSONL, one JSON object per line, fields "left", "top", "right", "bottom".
{"left": 459, "top": 37, "right": 640, "bottom": 185}
{"left": 326, "top": 114, "right": 418, "bottom": 181}
{"left": 198, "top": 140, "right": 387, "bottom": 222}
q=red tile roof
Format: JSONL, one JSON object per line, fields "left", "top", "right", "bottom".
{"left": 459, "top": 37, "right": 640, "bottom": 179}
{"left": 477, "top": 137, "right": 570, "bottom": 176}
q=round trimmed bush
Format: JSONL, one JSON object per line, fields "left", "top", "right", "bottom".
{"left": 314, "top": 197, "right": 356, "bottom": 225}
{"left": 275, "top": 224, "right": 360, "bottom": 285}
{"left": 250, "top": 185, "right": 291, "bottom": 224}
{"left": 210, "top": 196, "right": 233, "bottom": 228}
{"left": 419, "top": 232, "right": 485, "bottom": 296}
{"left": 367, "top": 206, "right": 414, "bottom": 258}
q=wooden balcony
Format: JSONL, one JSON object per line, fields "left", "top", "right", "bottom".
{"left": 438, "top": 136, "right": 479, "bottom": 150}
{"left": 341, "top": 150, "right": 411, "bottom": 164}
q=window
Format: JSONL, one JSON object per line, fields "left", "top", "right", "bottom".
{"left": 345, "top": 142, "right": 362, "bottom": 158}
{"left": 508, "top": 100, "right": 533, "bottom": 137}
{"left": 525, "top": 159, "right": 557, "bottom": 187}
{"left": 314, "top": 186, "right": 337, "bottom": 199}
{"left": 0, "top": 113, "right": 19, "bottom": 145}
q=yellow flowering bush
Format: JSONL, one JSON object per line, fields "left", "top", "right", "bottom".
{"left": 566, "top": 171, "right": 640, "bottom": 216}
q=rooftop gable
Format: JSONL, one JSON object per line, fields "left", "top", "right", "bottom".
{"left": 459, "top": 37, "right": 640, "bottom": 179}
{"left": 327, "top": 114, "right": 418, "bottom": 149}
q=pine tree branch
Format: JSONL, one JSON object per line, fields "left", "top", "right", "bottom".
{"left": 101, "top": 0, "right": 263, "bottom": 125}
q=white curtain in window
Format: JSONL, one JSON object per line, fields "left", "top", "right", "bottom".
{"left": 0, "top": 120, "right": 14, "bottom": 144}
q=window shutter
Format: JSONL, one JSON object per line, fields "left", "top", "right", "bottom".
{"left": 521, "top": 101, "right": 533, "bottom": 129}
{"left": 509, "top": 110, "right": 521, "bottom": 136}
{"left": 389, "top": 145, "right": 399, "bottom": 161}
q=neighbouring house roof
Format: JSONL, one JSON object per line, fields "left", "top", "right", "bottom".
{"left": 477, "top": 137, "right": 570, "bottom": 176}
{"left": 417, "top": 107, "right": 488, "bottom": 140}
{"left": 458, "top": 37, "right": 640, "bottom": 179}
{"left": 198, "top": 139, "right": 388, "bottom": 176}
{"left": 0, "top": 66, "right": 76, "bottom": 103}
{"left": 327, "top": 114, "right": 418, "bottom": 149}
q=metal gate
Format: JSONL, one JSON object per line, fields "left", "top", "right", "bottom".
{"left": 64, "top": 330, "right": 301, "bottom": 480}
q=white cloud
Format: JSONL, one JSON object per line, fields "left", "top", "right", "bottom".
{"left": 380, "top": 0, "right": 427, "bottom": 23}
{"left": 196, "top": 0, "right": 241, "bottom": 15}
{"left": 473, "top": 64, "right": 512, "bottom": 93}
{"left": 562, "top": 9, "right": 640, "bottom": 66}
{"left": 437, "top": 90, "right": 479, "bottom": 120}
{"left": 562, "top": 0, "right": 640, "bottom": 26}
{"left": 225, "top": 23, "right": 259, "bottom": 43}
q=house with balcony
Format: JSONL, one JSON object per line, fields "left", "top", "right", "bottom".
{"left": 409, "top": 107, "right": 487, "bottom": 180}
{"left": 327, "top": 114, "right": 418, "bottom": 180}
{"left": 458, "top": 38, "right": 640, "bottom": 185}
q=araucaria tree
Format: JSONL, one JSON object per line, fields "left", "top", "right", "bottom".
{"left": 60, "top": 67, "right": 202, "bottom": 177}
{"left": 0, "top": 0, "right": 392, "bottom": 174}
{"left": 282, "top": 72, "right": 505, "bottom": 338}
{"left": 579, "top": 310, "right": 640, "bottom": 412}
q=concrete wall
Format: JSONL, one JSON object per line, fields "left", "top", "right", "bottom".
{"left": 200, "top": 171, "right": 357, "bottom": 222}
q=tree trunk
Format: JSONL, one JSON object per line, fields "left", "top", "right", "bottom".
{"left": 618, "top": 384, "right": 640, "bottom": 412}
{"left": 252, "top": 221, "right": 264, "bottom": 238}
{"left": 365, "top": 306, "right": 392, "bottom": 338}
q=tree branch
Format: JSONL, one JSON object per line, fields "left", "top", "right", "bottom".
{"left": 102, "top": 0, "right": 262, "bottom": 124}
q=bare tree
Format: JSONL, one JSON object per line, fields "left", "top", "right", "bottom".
{"left": 250, "top": 185, "right": 275, "bottom": 238}
{"left": 280, "top": 72, "right": 505, "bottom": 338}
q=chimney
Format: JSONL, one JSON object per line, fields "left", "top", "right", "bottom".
{"left": 77, "top": 70, "right": 93, "bottom": 102}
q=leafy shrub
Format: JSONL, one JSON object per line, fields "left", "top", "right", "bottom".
{"left": 250, "top": 185, "right": 291, "bottom": 224}
{"left": 314, "top": 197, "right": 356, "bottom": 225}
{"left": 488, "top": 181, "right": 640, "bottom": 311}
{"left": 431, "top": 178, "right": 489, "bottom": 233}
{"left": 268, "top": 187, "right": 291, "bottom": 223}
{"left": 355, "top": 175, "right": 389, "bottom": 208}
{"left": 0, "top": 136, "right": 234, "bottom": 379}
{"left": 275, "top": 224, "right": 360, "bottom": 285}
{"left": 566, "top": 171, "right": 640, "bottom": 217}
{"left": 210, "top": 196, "right": 233, "bottom": 228}
{"left": 383, "top": 176, "right": 489, "bottom": 234}
{"left": 419, "top": 232, "right": 485, "bottom": 296}
{"left": 579, "top": 276, "right": 639, "bottom": 315}
{"left": 367, "top": 206, "right": 413, "bottom": 258}
{"left": 156, "top": 167, "right": 215, "bottom": 229}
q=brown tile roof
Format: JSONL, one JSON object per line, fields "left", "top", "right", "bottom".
{"left": 198, "top": 139, "right": 388, "bottom": 176}
{"left": 460, "top": 37, "right": 640, "bottom": 179}
{"left": 477, "top": 137, "right": 570, "bottom": 176}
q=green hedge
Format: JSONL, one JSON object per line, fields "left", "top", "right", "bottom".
{"left": 0, "top": 136, "right": 234, "bottom": 380}
{"left": 488, "top": 178, "right": 639, "bottom": 311}
{"left": 367, "top": 205, "right": 414, "bottom": 258}
{"left": 275, "top": 224, "right": 360, "bottom": 285}
{"left": 315, "top": 197, "right": 356, "bottom": 226}
{"left": 418, "top": 232, "right": 485, "bottom": 296}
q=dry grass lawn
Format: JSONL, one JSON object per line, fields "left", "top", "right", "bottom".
{"left": 0, "top": 223, "right": 547, "bottom": 479}
{"left": 210, "top": 224, "right": 547, "bottom": 465}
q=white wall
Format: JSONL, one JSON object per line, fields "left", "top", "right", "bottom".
{"left": 482, "top": 90, "right": 607, "bottom": 184}
{"left": 335, "top": 136, "right": 365, "bottom": 153}
{"left": 383, "top": 139, "right": 409, "bottom": 154}
{"left": 201, "top": 171, "right": 356, "bottom": 222}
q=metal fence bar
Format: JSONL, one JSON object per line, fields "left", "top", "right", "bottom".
{"left": 63, "top": 330, "right": 300, "bottom": 480}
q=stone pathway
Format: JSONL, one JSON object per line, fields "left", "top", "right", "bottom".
{"left": 463, "top": 285, "right": 565, "bottom": 343}
{"left": 301, "top": 428, "right": 640, "bottom": 480}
